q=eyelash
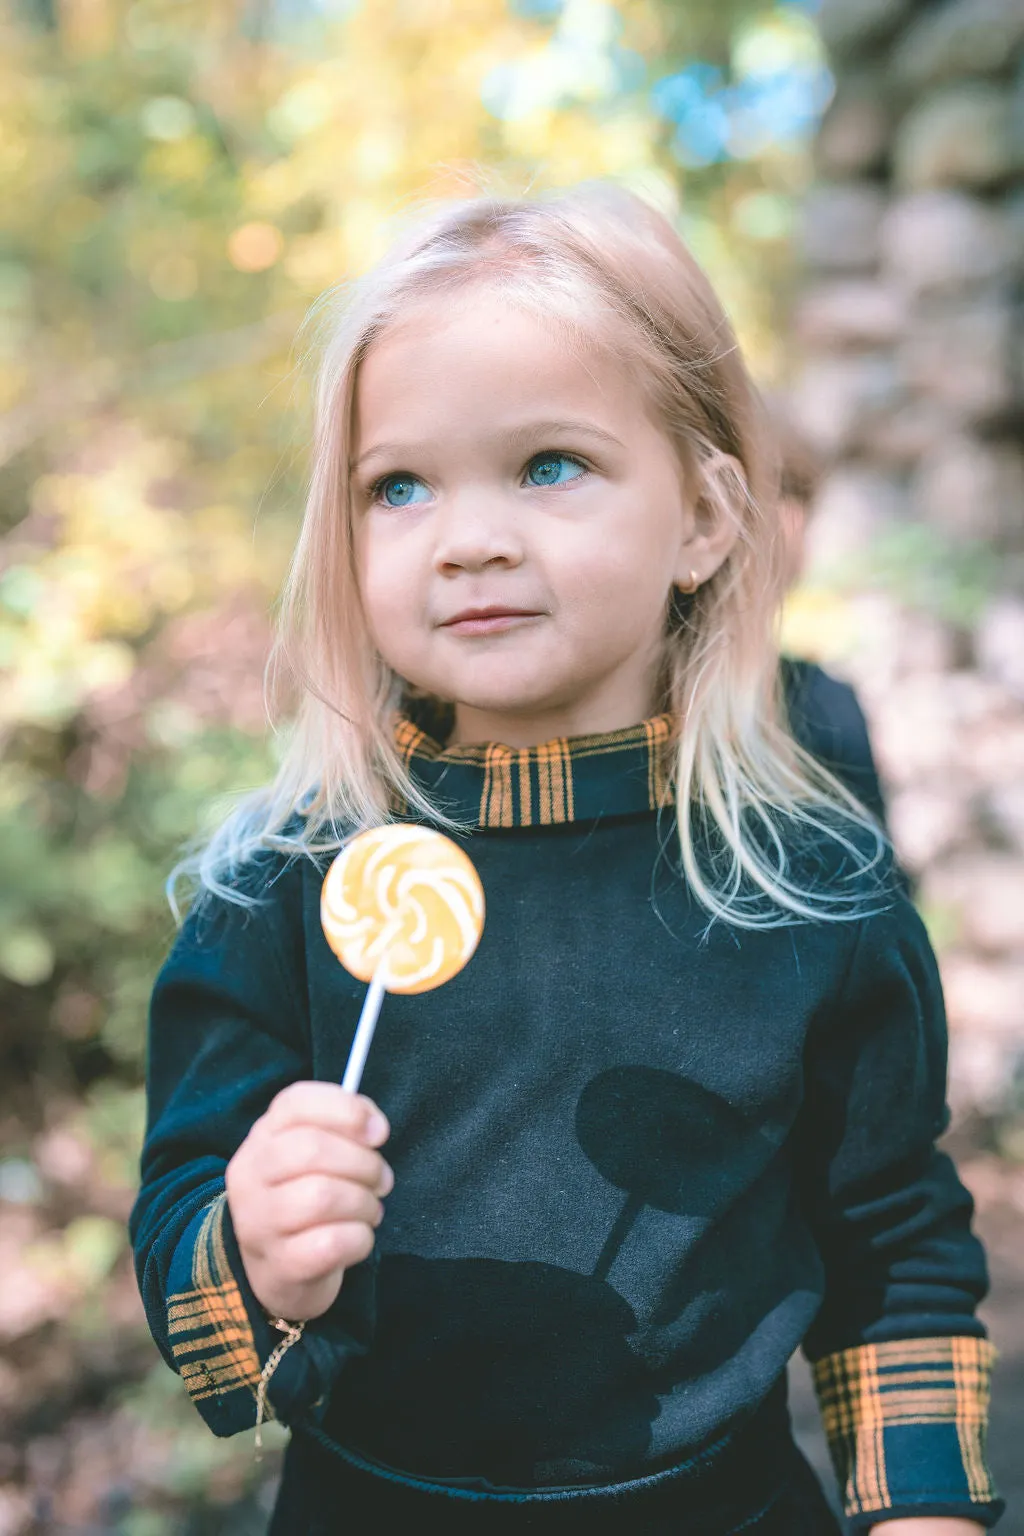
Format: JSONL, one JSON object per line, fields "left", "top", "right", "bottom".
{"left": 366, "top": 451, "right": 590, "bottom": 506}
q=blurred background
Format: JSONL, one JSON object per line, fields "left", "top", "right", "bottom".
{"left": 0, "top": 0, "right": 1022, "bottom": 1529}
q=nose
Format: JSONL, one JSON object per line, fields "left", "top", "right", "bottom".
{"left": 432, "top": 491, "right": 524, "bottom": 576}
{"left": 432, "top": 492, "right": 523, "bottom": 574}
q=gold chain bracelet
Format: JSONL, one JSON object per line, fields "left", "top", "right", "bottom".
{"left": 254, "top": 1316, "right": 306, "bottom": 1461}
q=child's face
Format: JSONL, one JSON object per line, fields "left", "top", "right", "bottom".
{"left": 351, "top": 287, "right": 731, "bottom": 746}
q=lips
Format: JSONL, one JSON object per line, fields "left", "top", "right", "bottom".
{"left": 439, "top": 606, "right": 543, "bottom": 636}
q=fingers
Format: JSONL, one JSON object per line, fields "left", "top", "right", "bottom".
{"left": 266, "top": 1172, "right": 385, "bottom": 1236}
{"left": 262, "top": 1126, "right": 393, "bottom": 1196}
{"left": 228, "top": 1083, "right": 395, "bottom": 1295}
{"left": 275, "top": 1220, "right": 377, "bottom": 1284}
{"left": 265, "top": 1083, "right": 390, "bottom": 1147}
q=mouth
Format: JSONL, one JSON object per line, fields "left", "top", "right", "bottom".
{"left": 438, "top": 606, "right": 545, "bottom": 636}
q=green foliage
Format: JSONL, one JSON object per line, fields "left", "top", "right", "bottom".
{"left": 0, "top": 0, "right": 809, "bottom": 1115}
{"left": 0, "top": 0, "right": 821, "bottom": 1517}
{"left": 862, "top": 524, "right": 1002, "bottom": 629}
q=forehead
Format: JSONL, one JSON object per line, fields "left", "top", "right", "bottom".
{"left": 353, "top": 287, "right": 646, "bottom": 440}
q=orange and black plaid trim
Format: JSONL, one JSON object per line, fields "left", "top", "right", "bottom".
{"left": 167, "top": 1191, "right": 264, "bottom": 1411}
{"left": 812, "top": 1335, "right": 998, "bottom": 1518}
{"left": 393, "top": 709, "right": 676, "bottom": 828}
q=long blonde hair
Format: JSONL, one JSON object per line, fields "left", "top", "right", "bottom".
{"left": 174, "top": 183, "right": 885, "bottom": 928}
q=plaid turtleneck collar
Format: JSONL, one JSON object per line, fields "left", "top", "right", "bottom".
{"left": 392, "top": 699, "right": 676, "bottom": 829}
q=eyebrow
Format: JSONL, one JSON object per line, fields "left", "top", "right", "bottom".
{"left": 351, "top": 418, "right": 626, "bottom": 473}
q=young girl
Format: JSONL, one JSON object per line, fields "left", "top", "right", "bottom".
{"left": 129, "top": 185, "right": 1002, "bottom": 1535}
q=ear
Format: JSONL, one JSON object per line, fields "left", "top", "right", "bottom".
{"left": 672, "top": 450, "right": 745, "bottom": 590}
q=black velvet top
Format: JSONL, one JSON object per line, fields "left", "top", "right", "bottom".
{"left": 128, "top": 663, "right": 1001, "bottom": 1529}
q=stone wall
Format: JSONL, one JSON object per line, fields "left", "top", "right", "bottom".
{"left": 789, "top": 0, "right": 1024, "bottom": 1129}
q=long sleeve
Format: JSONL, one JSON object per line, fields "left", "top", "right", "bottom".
{"left": 781, "top": 657, "right": 891, "bottom": 833}
{"left": 128, "top": 858, "right": 374, "bottom": 1439}
{"left": 798, "top": 884, "right": 1002, "bottom": 1527}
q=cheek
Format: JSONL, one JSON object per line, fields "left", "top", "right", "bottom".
{"left": 358, "top": 525, "right": 410, "bottom": 608}
{"left": 559, "top": 533, "right": 672, "bottom": 629}
{"left": 355, "top": 526, "right": 430, "bottom": 667}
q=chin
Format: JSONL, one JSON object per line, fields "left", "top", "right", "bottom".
{"left": 455, "top": 680, "right": 574, "bottom": 716}
{"left": 427, "top": 667, "right": 563, "bottom": 712}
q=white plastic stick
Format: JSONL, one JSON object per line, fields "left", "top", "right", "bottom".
{"left": 340, "top": 912, "right": 405, "bottom": 1094}
{"left": 341, "top": 955, "right": 389, "bottom": 1094}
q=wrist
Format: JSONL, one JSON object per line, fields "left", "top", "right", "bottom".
{"left": 245, "top": 1255, "right": 345, "bottom": 1324}
{"left": 245, "top": 1261, "right": 309, "bottom": 1324}
{"left": 259, "top": 1299, "right": 305, "bottom": 1329}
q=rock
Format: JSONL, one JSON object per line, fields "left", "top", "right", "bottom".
{"left": 947, "top": 1030, "right": 1023, "bottom": 1116}
{"left": 0, "top": 1481, "right": 32, "bottom": 1536}
{"left": 985, "top": 782, "right": 1024, "bottom": 853}
{"left": 942, "top": 954, "right": 1024, "bottom": 1039}
{"left": 925, "top": 854, "right": 1024, "bottom": 952}
{"left": 859, "top": 400, "right": 958, "bottom": 467}
{"left": 880, "top": 191, "right": 1018, "bottom": 293}
{"left": 794, "top": 280, "right": 908, "bottom": 349}
{"left": 956, "top": 1154, "right": 1015, "bottom": 1211}
{"left": 894, "top": 83, "right": 1024, "bottom": 190}
{"left": 802, "top": 465, "right": 910, "bottom": 575}
{"left": 1005, "top": 188, "right": 1024, "bottom": 266}
{"left": 799, "top": 183, "right": 887, "bottom": 272}
{"left": 816, "top": 77, "right": 893, "bottom": 175}
{"left": 817, "top": 0, "right": 915, "bottom": 58}
{"left": 976, "top": 599, "right": 1024, "bottom": 700}
{"left": 790, "top": 354, "right": 904, "bottom": 456}
{"left": 870, "top": 674, "right": 962, "bottom": 785}
{"left": 960, "top": 694, "right": 1024, "bottom": 794}
{"left": 793, "top": 0, "right": 1024, "bottom": 1072}
{"left": 834, "top": 597, "right": 961, "bottom": 702}
{"left": 888, "top": 786, "right": 973, "bottom": 870}
{"left": 886, "top": 608, "right": 962, "bottom": 675}
{"left": 900, "top": 298, "right": 1018, "bottom": 422}
{"left": 891, "top": 0, "right": 1024, "bottom": 92}
{"left": 911, "top": 436, "right": 1024, "bottom": 544}
{"left": 870, "top": 671, "right": 1008, "bottom": 786}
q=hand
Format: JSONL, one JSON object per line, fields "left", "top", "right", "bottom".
{"left": 226, "top": 1081, "right": 393, "bottom": 1322}
{"left": 868, "top": 1521, "right": 987, "bottom": 1534}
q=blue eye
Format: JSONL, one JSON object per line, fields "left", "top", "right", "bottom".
{"left": 376, "top": 474, "right": 430, "bottom": 507}
{"left": 525, "top": 453, "right": 585, "bottom": 488}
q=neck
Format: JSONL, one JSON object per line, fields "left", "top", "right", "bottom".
{"left": 450, "top": 690, "right": 663, "bottom": 749}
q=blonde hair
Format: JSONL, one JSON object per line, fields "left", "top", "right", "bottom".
{"left": 174, "top": 183, "right": 885, "bottom": 928}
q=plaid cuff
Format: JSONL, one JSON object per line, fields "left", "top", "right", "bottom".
{"left": 166, "top": 1191, "right": 267, "bottom": 1426}
{"left": 164, "top": 1190, "right": 364, "bottom": 1437}
{"left": 812, "top": 1335, "right": 1001, "bottom": 1524}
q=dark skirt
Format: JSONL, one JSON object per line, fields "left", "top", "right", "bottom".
{"left": 267, "top": 1426, "right": 842, "bottom": 1536}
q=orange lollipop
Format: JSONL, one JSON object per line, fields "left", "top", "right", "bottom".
{"left": 321, "top": 825, "right": 485, "bottom": 1089}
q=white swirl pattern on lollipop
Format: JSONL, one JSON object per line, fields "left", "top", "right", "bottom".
{"left": 321, "top": 824, "right": 485, "bottom": 995}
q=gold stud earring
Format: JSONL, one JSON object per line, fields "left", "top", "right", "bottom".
{"left": 676, "top": 569, "right": 700, "bottom": 595}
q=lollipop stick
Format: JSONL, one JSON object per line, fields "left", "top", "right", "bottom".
{"left": 341, "top": 957, "right": 388, "bottom": 1093}
{"left": 340, "top": 914, "right": 403, "bottom": 1093}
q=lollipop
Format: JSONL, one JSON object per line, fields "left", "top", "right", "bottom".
{"left": 321, "top": 825, "right": 485, "bottom": 1091}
